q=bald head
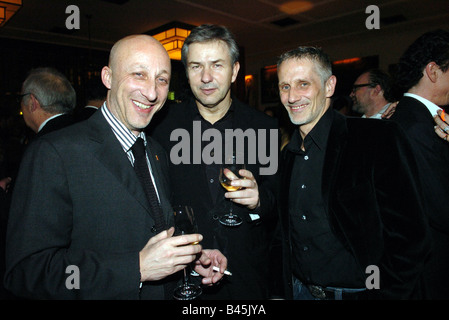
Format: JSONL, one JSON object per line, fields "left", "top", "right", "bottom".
{"left": 101, "top": 34, "right": 171, "bottom": 135}
{"left": 108, "top": 34, "right": 169, "bottom": 69}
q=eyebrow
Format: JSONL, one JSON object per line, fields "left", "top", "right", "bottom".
{"left": 127, "top": 63, "right": 148, "bottom": 70}
{"left": 128, "top": 64, "right": 170, "bottom": 76}
{"left": 278, "top": 78, "right": 308, "bottom": 86}
{"left": 188, "top": 59, "right": 226, "bottom": 65}
{"left": 157, "top": 69, "right": 170, "bottom": 78}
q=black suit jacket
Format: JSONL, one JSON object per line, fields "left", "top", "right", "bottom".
{"left": 5, "top": 109, "right": 175, "bottom": 299}
{"left": 279, "top": 109, "right": 430, "bottom": 299}
{"left": 75, "top": 107, "right": 99, "bottom": 122}
{"left": 36, "top": 113, "right": 76, "bottom": 137}
{"left": 149, "top": 97, "right": 279, "bottom": 299}
{"left": 390, "top": 96, "right": 449, "bottom": 299}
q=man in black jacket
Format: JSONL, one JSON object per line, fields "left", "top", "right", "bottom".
{"left": 389, "top": 29, "right": 449, "bottom": 299}
{"left": 5, "top": 34, "right": 226, "bottom": 300}
{"left": 19, "top": 67, "right": 76, "bottom": 138}
{"left": 149, "top": 24, "right": 279, "bottom": 299}
{"left": 277, "top": 46, "right": 430, "bottom": 299}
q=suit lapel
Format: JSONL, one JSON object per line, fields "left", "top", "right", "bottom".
{"left": 145, "top": 140, "right": 173, "bottom": 227}
{"left": 86, "top": 111, "right": 151, "bottom": 214}
{"left": 280, "top": 147, "right": 295, "bottom": 227}
{"left": 322, "top": 110, "right": 348, "bottom": 210}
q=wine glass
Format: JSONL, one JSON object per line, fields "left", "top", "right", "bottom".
{"left": 172, "top": 205, "right": 202, "bottom": 300}
{"left": 218, "top": 155, "right": 245, "bottom": 227}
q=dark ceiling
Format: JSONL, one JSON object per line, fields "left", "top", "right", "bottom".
{"left": 1, "top": 0, "right": 448, "bottom": 64}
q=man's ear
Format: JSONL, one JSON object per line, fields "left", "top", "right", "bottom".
{"left": 325, "top": 75, "right": 337, "bottom": 98}
{"left": 371, "top": 84, "right": 383, "bottom": 97}
{"left": 29, "top": 94, "right": 40, "bottom": 112}
{"left": 425, "top": 62, "right": 439, "bottom": 83}
{"left": 231, "top": 61, "right": 240, "bottom": 83}
{"left": 101, "top": 66, "right": 112, "bottom": 89}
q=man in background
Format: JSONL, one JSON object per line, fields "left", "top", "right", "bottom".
{"left": 76, "top": 76, "right": 107, "bottom": 121}
{"left": 350, "top": 68, "right": 394, "bottom": 119}
{"left": 19, "top": 67, "right": 76, "bottom": 137}
{"left": 389, "top": 29, "right": 449, "bottom": 299}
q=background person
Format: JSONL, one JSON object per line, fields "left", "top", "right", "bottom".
{"left": 350, "top": 68, "right": 394, "bottom": 119}
{"left": 434, "top": 109, "right": 449, "bottom": 141}
{"left": 389, "top": 29, "right": 449, "bottom": 299}
{"left": 19, "top": 67, "right": 76, "bottom": 138}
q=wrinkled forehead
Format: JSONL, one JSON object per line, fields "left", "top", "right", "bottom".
{"left": 288, "top": 57, "right": 331, "bottom": 84}
{"left": 187, "top": 40, "right": 232, "bottom": 61}
{"left": 110, "top": 36, "right": 170, "bottom": 69}
{"left": 355, "top": 72, "right": 370, "bottom": 84}
{"left": 279, "top": 57, "right": 320, "bottom": 78}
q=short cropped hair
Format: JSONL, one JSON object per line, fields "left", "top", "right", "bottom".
{"left": 394, "top": 29, "right": 449, "bottom": 93}
{"left": 181, "top": 24, "right": 240, "bottom": 68}
{"left": 277, "top": 46, "right": 332, "bottom": 85}
{"left": 22, "top": 67, "right": 76, "bottom": 114}
{"left": 365, "top": 68, "right": 395, "bottom": 102}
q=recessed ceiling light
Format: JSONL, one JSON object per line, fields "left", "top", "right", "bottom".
{"left": 279, "top": 1, "right": 314, "bottom": 15}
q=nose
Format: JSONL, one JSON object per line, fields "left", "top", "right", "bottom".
{"left": 201, "top": 67, "right": 213, "bottom": 83}
{"left": 141, "top": 79, "right": 158, "bottom": 102}
{"left": 288, "top": 87, "right": 301, "bottom": 104}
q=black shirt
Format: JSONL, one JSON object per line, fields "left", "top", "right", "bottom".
{"left": 193, "top": 103, "right": 234, "bottom": 205}
{"left": 286, "top": 108, "right": 365, "bottom": 288}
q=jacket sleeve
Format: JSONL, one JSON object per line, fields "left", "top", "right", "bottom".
{"left": 371, "top": 122, "right": 431, "bottom": 299}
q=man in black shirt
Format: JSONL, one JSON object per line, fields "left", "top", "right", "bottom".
{"left": 150, "top": 25, "right": 278, "bottom": 299}
{"left": 277, "top": 46, "right": 430, "bottom": 299}
{"left": 287, "top": 109, "right": 365, "bottom": 291}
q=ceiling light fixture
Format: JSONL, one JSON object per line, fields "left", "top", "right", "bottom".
{"left": 147, "top": 21, "right": 195, "bottom": 61}
{"left": 279, "top": 1, "right": 313, "bottom": 15}
{"left": 153, "top": 27, "right": 190, "bottom": 61}
{"left": 0, "top": 0, "right": 22, "bottom": 27}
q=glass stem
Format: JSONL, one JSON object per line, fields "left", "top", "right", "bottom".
{"left": 183, "top": 266, "right": 188, "bottom": 285}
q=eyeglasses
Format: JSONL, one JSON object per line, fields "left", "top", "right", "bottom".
{"left": 16, "top": 93, "right": 32, "bottom": 104}
{"left": 352, "top": 83, "right": 373, "bottom": 92}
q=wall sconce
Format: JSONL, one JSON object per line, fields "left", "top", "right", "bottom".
{"left": 0, "top": 0, "right": 22, "bottom": 27}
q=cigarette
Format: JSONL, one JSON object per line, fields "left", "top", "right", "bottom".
{"left": 213, "top": 266, "right": 232, "bottom": 276}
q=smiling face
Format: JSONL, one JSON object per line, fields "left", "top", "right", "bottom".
{"left": 185, "top": 40, "right": 239, "bottom": 112}
{"left": 101, "top": 35, "right": 171, "bottom": 136}
{"left": 278, "top": 57, "right": 336, "bottom": 137}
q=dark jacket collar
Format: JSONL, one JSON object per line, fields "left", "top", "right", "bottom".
{"left": 85, "top": 109, "right": 152, "bottom": 214}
